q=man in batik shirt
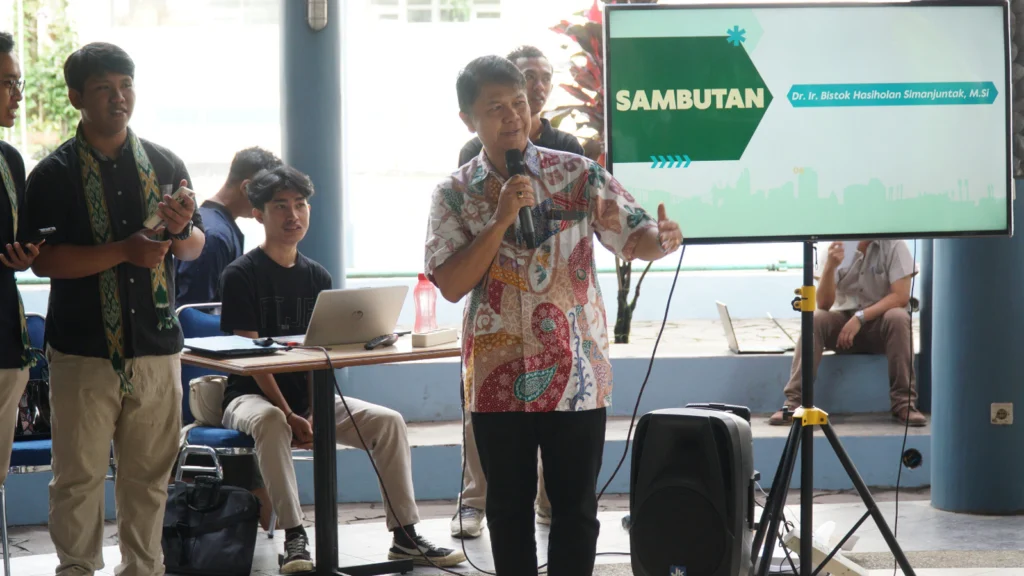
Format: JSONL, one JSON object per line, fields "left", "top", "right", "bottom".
{"left": 424, "top": 55, "right": 683, "bottom": 576}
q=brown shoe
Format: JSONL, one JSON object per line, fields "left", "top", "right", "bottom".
{"left": 893, "top": 407, "right": 927, "bottom": 427}
{"left": 769, "top": 405, "right": 798, "bottom": 426}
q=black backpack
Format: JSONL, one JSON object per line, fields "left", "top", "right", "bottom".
{"left": 162, "top": 476, "right": 260, "bottom": 576}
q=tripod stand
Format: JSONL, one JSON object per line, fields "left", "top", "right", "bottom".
{"left": 750, "top": 241, "right": 917, "bottom": 576}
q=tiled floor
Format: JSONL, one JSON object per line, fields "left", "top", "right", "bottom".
{"left": 6, "top": 489, "right": 1024, "bottom": 575}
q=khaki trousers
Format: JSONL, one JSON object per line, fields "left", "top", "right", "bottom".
{"left": 48, "top": 348, "right": 182, "bottom": 576}
{"left": 222, "top": 394, "right": 420, "bottom": 531}
{"left": 0, "top": 367, "right": 29, "bottom": 486}
{"left": 461, "top": 408, "right": 550, "bottom": 512}
{"left": 783, "top": 309, "right": 917, "bottom": 411}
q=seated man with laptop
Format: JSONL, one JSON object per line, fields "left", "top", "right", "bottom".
{"left": 218, "top": 164, "right": 466, "bottom": 572}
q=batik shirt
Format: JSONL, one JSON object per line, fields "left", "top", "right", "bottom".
{"left": 424, "top": 143, "right": 657, "bottom": 413}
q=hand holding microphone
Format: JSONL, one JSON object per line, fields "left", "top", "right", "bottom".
{"left": 492, "top": 149, "right": 536, "bottom": 247}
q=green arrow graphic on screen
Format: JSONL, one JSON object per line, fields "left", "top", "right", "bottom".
{"left": 608, "top": 35, "right": 773, "bottom": 164}
{"left": 787, "top": 82, "right": 999, "bottom": 107}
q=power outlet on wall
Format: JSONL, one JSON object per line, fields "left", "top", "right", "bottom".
{"left": 991, "top": 403, "right": 1013, "bottom": 425}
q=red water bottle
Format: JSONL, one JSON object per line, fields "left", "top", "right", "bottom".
{"left": 414, "top": 273, "right": 438, "bottom": 333}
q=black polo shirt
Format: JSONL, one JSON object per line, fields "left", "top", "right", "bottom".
{"left": 458, "top": 118, "right": 586, "bottom": 166}
{"left": 25, "top": 134, "right": 204, "bottom": 359}
{"left": 0, "top": 141, "right": 27, "bottom": 369}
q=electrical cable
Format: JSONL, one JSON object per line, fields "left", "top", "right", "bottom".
{"left": 892, "top": 239, "right": 919, "bottom": 576}
{"left": 295, "top": 345, "right": 466, "bottom": 576}
{"left": 453, "top": 242, "right": 688, "bottom": 575}
{"left": 757, "top": 481, "right": 798, "bottom": 575}
{"left": 798, "top": 239, "right": 921, "bottom": 576}
{"left": 597, "top": 243, "right": 687, "bottom": 500}
{"left": 290, "top": 240, "right": 687, "bottom": 574}
{"left": 299, "top": 238, "right": 904, "bottom": 575}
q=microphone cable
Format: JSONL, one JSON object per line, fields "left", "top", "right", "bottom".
{"left": 290, "top": 240, "right": 687, "bottom": 575}
{"left": 454, "top": 242, "right": 688, "bottom": 575}
{"left": 283, "top": 345, "right": 467, "bottom": 576}
{"left": 891, "top": 238, "right": 919, "bottom": 576}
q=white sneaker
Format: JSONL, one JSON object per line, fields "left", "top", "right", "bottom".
{"left": 449, "top": 505, "right": 484, "bottom": 538}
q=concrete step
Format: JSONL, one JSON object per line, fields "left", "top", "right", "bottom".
{"left": 343, "top": 319, "right": 924, "bottom": 422}
{"left": 302, "top": 412, "right": 930, "bottom": 506}
{"left": 1, "top": 413, "right": 928, "bottom": 527}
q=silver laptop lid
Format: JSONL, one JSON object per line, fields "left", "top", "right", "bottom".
{"left": 715, "top": 301, "right": 741, "bottom": 353}
{"left": 302, "top": 285, "right": 409, "bottom": 347}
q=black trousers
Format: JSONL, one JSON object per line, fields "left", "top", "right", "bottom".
{"left": 472, "top": 408, "right": 606, "bottom": 576}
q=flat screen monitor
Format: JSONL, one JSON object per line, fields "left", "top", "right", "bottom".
{"left": 604, "top": 1, "right": 1013, "bottom": 243}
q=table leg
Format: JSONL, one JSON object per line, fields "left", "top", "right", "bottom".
{"left": 310, "top": 368, "right": 413, "bottom": 576}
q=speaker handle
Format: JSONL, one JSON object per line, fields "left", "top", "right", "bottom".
{"left": 685, "top": 402, "right": 751, "bottom": 423}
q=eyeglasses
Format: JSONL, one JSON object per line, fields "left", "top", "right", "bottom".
{"left": 1, "top": 79, "right": 23, "bottom": 96}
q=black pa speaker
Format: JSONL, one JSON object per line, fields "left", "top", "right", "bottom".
{"left": 629, "top": 406, "right": 755, "bottom": 576}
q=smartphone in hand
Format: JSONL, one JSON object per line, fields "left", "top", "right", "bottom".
{"left": 144, "top": 186, "right": 192, "bottom": 230}
{"left": 21, "top": 227, "right": 55, "bottom": 246}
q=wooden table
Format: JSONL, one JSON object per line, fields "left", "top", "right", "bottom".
{"left": 181, "top": 338, "right": 461, "bottom": 576}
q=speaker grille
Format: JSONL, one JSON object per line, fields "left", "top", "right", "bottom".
{"left": 634, "top": 485, "right": 728, "bottom": 576}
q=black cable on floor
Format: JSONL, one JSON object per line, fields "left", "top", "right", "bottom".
{"left": 892, "top": 238, "right": 919, "bottom": 576}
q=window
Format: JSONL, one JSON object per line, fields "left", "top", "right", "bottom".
{"left": 112, "top": 0, "right": 279, "bottom": 27}
{"left": 369, "top": 0, "right": 499, "bottom": 23}
{"left": 62, "top": 0, "right": 283, "bottom": 251}
{"left": 407, "top": 8, "right": 432, "bottom": 22}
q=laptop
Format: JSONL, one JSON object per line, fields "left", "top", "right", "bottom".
{"left": 282, "top": 285, "right": 409, "bottom": 347}
{"left": 716, "top": 301, "right": 794, "bottom": 355}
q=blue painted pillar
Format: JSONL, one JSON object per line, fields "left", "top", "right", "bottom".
{"left": 282, "top": 0, "right": 345, "bottom": 287}
{"left": 932, "top": 183, "right": 1023, "bottom": 513}
{"left": 916, "top": 239, "right": 932, "bottom": 413}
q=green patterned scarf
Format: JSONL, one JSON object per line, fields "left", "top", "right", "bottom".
{"left": 0, "top": 151, "right": 37, "bottom": 369}
{"left": 75, "top": 127, "right": 175, "bottom": 394}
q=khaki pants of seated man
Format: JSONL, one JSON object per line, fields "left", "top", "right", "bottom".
{"left": 0, "top": 368, "right": 29, "bottom": 486}
{"left": 48, "top": 348, "right": 182, "bottom": 576}
{"left": 222, "top": 395, "right": 420, "bottom": 531}
{"left": 783, "top": 309, "right": 917, "bottom": 410}
{"left": 461, "top": 408, "right": 550, "bottom": 512}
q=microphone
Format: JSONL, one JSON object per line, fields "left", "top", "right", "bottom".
{"left": 505, "top": 148, "right": 535, "bottom": 249}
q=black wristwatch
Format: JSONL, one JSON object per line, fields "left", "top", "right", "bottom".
{"left": 171, "top": 220, "right": 193, "bottom": 241}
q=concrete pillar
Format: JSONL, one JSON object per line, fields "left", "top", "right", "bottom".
{"left": 282, "top": 0, "right": 345, "bottom": 287}
{"left": 931, "top": 184, "right": 1023, "bottom": 513}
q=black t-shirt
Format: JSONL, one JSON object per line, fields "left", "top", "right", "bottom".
{"left": 458, "top": 118, "right": 586, "bottom": 166}
{"left": 219, "top": 247, "right": 333, "bottom": 414}
{"left": 25, "top": 134, "right": 203, "bottom": 359}
{"left": 0, "top": 141, "right": 27, "bottom": 369}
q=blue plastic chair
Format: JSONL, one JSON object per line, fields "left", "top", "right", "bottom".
{"left": 2, "top": 313, "right": 52, "bottom": 576}
{"left": 176, "top": 303, "right": 284, "bottom": 537}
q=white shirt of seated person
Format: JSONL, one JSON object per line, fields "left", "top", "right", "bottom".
{"left": 829, "top": 240, "right": 915, "bottom": 313}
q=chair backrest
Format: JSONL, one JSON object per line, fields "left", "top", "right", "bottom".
{"left": 26, "top": 313, "right": 45, "bottom": 381}
{"left": 177, "top": 304, "right": 226, "bottom": 425}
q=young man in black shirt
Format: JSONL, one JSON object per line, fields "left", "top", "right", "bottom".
{"left": 457, "top": 45, "right": 584, "bottom": 168}
{"left": 174, "top": 145, "right": 282, "bottom": 532}
{"left": 0, "top": 31, "right": 44, "bottom": 506}
{"left": 219, "top": 164, "right": 465, "bottom": 573}
{"left": 451, "top": 45, "right": 585, "bottom": 539}
{"left": 26, "top": 43, "right": 205, "bottom": 576}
